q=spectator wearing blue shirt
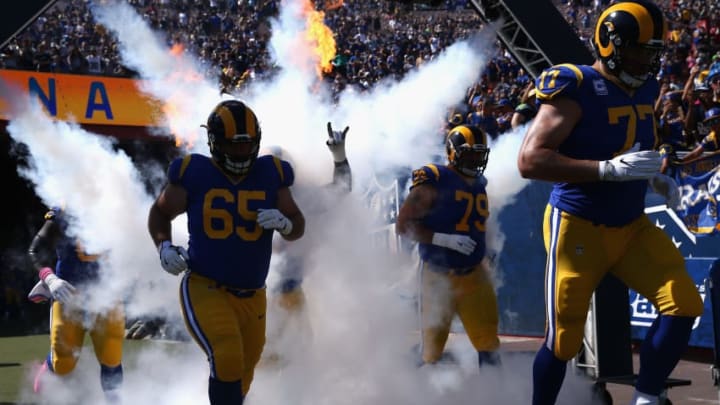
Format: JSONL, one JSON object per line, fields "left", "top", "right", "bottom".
{"left": 466, "top": 98, "right": 499, "bottom": 140}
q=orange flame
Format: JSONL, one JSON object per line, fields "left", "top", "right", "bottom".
{"left": 169, "top": 43, "right": 184, "bottom": 56}
{"left": 302, "top": 1, "right": 337, "bottom": 78}
{"left": 161, "top": 42, "right": 204, "bottom": 148}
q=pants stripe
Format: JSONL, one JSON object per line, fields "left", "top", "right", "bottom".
{"left": 180, "top": 273, "right": 216, "bottom": 377}
{"left": 417, "top": 260, "right": 425, "bottom": 357}
{"left": 545, "top": 207, "right": 561, "bottom": 352}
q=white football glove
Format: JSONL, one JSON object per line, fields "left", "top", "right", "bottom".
{"left": 326, "top": 122, "right": 350, "bottom": 163}
{"left": 43, "top": 273, "right": 77, "bottom": 304}
{"left": 257, "top": 209, "right": 293, "bottom": 235}
{"left": 598, "top": 143, "right": 662, "bottom": 181}
{"left": 27, "top": 280, "right": 51, "bottom": 303}
{"left": 158, "top": 241, "right": 189, "bottom": 275}
{"left": 649, "top": 173, "right": 681, "bottom": 210}
{"left": 432, "top": 233, "right": 477, "bottom": 255}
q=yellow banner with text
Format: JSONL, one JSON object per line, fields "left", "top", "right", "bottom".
{"left": 0, "top": 70, "right": 164, "bottom": 127}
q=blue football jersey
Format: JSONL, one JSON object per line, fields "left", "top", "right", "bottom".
{"left": 46, "top": 208, "right": 101, "bottom": 285}
{"left": 169, "top": 154, "right": 294, "bottom": 289}
{"left": 535, "top": 63, "right": 660, "bottom": 226}
{"left": 412, "top": 164, "right": 487, "bottom": 268}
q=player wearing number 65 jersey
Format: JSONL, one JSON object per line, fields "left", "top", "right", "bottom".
{"left": 396, "top": 124, "right": 500, "bottom": 370}
{"left": 517, "top": 2, "right": 703, "bottom": 404}
{"left": 148, "top": 99, "right": 305, "bottom": 405}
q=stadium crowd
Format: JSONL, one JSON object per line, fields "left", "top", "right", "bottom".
{"left": 1, "top": 0, "right": 720, "bottom": 329}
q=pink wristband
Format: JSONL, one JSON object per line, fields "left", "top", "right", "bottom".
{"left": 39, "top": 267, "right": 54, "bottom": 281}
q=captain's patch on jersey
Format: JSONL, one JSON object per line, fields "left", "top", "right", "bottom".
{"left": 593, "top": 79, "right": 608, "bottom": 96}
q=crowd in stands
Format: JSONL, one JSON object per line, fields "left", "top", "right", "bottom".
{"left": 2, "top": 0, "right": 718, "bottom": 142}
{"left": 1, "top": 0, "right": 720, "bottom": 326}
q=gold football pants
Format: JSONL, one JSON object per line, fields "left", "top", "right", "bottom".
{"left": 48, "top": 300, "right": 124, "bottom": 374}
{"left": 542, "top": 205, "right": 703, "bottom": 360}
{"left": 419, "top": 261, "right": 499, "bottom": 363}
{"left": 180, "top": 272, "right": 266, "bottom": 395}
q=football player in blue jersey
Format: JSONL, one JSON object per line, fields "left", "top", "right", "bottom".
{"left": 147, "top": 99, "right": 305, "bottom": 405}
{"left": 127, "top": 123, "right": 351, "bottom": 352}
{"left": 28, "top": 207, "right": 124, "bottom": 404}
{"left": 260, "top": 122, "right": 352, "bottom": 364}
{"left": 517, "top": 2, "right": 704, "bottom": 404}
{"left": 396, "top": 124, "right": 500, "bottom": 370}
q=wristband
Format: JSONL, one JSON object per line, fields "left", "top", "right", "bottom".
{"left": 39, "top": 267, "right": 54, "bottom": 281}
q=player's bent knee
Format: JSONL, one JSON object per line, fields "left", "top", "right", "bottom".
{"left": 52, "top": 357, "right": 79, "bottom": 375}
{"left": 421, "top": 343, "right": 445, "bottom": 364}
{"left": 554, "top": 335, "right": 585, "bottom": 361}
{"left": 664, "top": 293, "right": 704, "bottom": 318}
{"left": 468, "top": 332, "right": 500, "bottom": 352}
{"left": 555, "top": 346, "right": 581, "bottom": 362}
{"left": 213, "top": 353, "right": 245, "bottom": 382}
{"left": 655, "top": 280, "right": 705, "bottom": 317}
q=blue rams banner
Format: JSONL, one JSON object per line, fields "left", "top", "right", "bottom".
{"left": 670, "top": 153, "right": 720, "bottom": 236}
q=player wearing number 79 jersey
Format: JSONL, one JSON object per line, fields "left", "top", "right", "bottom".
{"left": 518, "top": 2, "right": 703, "bottom": 403}
{"left": 396, "top": 124, "right": 500, "bottom": 369}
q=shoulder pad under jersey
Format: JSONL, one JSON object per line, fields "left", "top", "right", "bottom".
{"left": 410, "top": 164, "right": 441, "bottom": 189}
{"left": 167, "top": 154, "right": 194, "bottom": 185}
{"left": 535, "top": 63, "right": 584, "bottom": 102}
{"left": 267, "top": 155, "right": 295, "bottom": 188}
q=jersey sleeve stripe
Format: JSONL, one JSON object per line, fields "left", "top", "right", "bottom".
{"left": 557, "top": 63, "right": 584, "bottom": 87}
{"left": 426, "top": 164, "right": 440, "bottom": 180}
{"left": 536, "top": 86, "right": 569, "bottom": 100}
{"left": 179, "top": 155, "right": 193, "bottom": 180}
{"left": 272, "top": 156, "right": 284, "bottom": 183}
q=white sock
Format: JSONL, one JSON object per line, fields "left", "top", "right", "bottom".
{"left": 630, "top": 389, "right": 658, "bottom": 405}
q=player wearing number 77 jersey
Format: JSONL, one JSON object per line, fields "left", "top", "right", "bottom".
{"left": 147, "top": 99, "right": 305, "bottom": 405}
{"left": 396, "top": 124, "right": 500, "bottom": 369}
{"left": 517, "top": 2, "right": 703, "bottom": 404}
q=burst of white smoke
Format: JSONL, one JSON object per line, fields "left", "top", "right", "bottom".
{"left": 91, "top": 1, "right": 223, "bottom": 147}
{"left": 3, "top": 80, "right": 178, "bottom": 315}
{"left": 2, "top": 80, "right": 187, "bottom": 404}
{"left": 484, "top": 123, "right": 533, "bottom": 290}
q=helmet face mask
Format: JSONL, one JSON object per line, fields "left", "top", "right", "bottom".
{"left": 446, "top": 125, "right": 490, "bottom": 178}
{"left": 592, "top": 0, "right": 667, "bottom": 89}
{"left": 616, "top": 43, "right": 663, "bottom": 85}
{"left": 204, "top": 100, "right": 261, "bottom": 176}
{"left": 210, "top": 136, "right": 259, "bottom": 175}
